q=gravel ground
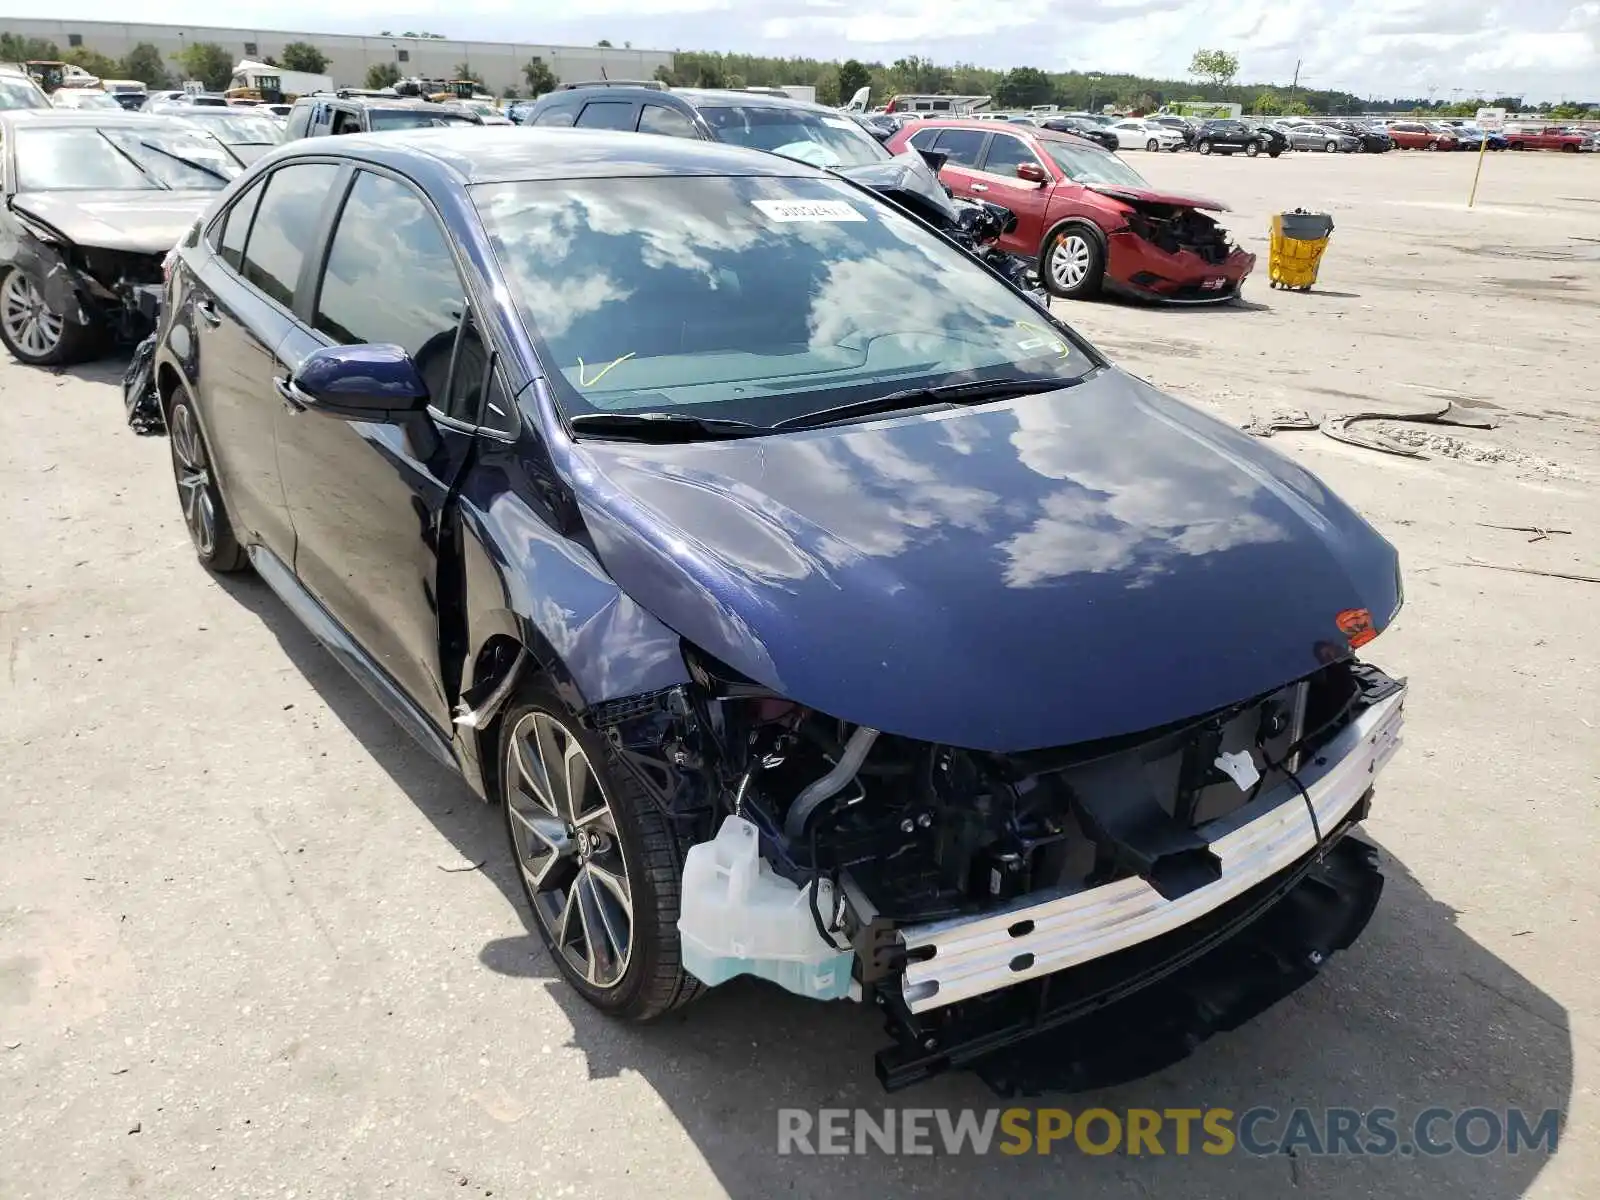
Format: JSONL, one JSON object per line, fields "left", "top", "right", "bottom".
{"left": 1, "top": 147, "right": 1597, "bottom": 1199}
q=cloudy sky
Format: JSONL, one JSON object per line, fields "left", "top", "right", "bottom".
{"left": 29, "top": 0, "right": 1600, "bottom": 100}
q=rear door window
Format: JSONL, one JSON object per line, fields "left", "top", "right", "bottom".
{"left": 575, "top": 101, "right": 636, "bottom": 130}
{"left": 932, "top": 128, "right": 986, "bottom": 167}
{"left": 216, "top": 177, "right": 265, "bottom": 270}
{"left": 240, "top": 163, "right": 340, "bottom": 309}
{"left": 532, "top": 105, "right": 576, "bottom": 127}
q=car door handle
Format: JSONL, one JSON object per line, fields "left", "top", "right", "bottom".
{"left": 273, "top": 376, "right": 309, "bottom": 413}
{"left": 969, "top": 182, "right": 989, "bottom": 192}
{"left": 194, "top": 298, "right": 221, "bottom": 326}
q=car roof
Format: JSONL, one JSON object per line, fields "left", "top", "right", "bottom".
{"left": 275, "top": 126, "right": 830, "bottom": 184}
{"left": 292, "top": 95, "right": 449, "bottom": 110}
{"left": 900, "top": 116, "right": 1107, "bottom": 152}
{"left": 0, "top": 109, "right": 195, "bottom": 129}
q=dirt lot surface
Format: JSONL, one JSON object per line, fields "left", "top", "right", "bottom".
{"left": 2, "top": 148, "right": 1597, "bottom": 1199}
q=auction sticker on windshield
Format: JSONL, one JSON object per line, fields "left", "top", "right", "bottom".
{"left": 752, "top": 199, "right": 866, "bottom": 223}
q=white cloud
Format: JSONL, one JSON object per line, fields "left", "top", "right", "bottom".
{"left": 33, "top": 0, "right": 1600, "bottom": 100}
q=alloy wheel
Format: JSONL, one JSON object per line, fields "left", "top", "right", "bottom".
{"left": 506, "top": 711, "right": 634, "bottom": 990}
{"left": 169, "top": 404, "right": 217, "bottom": 558}
{"left": 1146, "top": 138, "right": 1158, "bottom": 152}
{"left": 0, "top": 271, "right": 63, "bottom": 359}
{"left": 1325, "top": 141, "right": 1338, "bottom": 153}
{"left": 1049, "top": 234, "right": 1092, "bottom": 292}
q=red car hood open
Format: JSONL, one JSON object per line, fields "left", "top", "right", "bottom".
{"left": 1088, "top": 184, "right": 1230, "bottom": 212}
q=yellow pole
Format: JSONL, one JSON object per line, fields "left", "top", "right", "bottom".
{"left": 1468, "top": 132, "right": 1490, "bottom": 207}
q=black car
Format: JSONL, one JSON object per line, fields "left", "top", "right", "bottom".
{"left": 147, "top": 127, "right": 1407, "bottom": 1090}
{"left": 0, "top": 110, "right": 243, "bottom": 365}
{"left": 1322, "top": 120, "right": 1392, "bottom": 152}
{"left": 523, "top": 81, "right": 888, "bottom": 172}
{"left": 282, "top": 94, "right": 482, "bottom": 139}
{"left": 1039, "top": 115, "right": 1118, "bottom": 151}
{"left": 1194, "top": 119, "right": 1286, "bottom": 158}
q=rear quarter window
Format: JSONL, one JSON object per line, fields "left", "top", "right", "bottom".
{"left": 575, "top": 101, "right": 636, "bottom": 130}
{"left": 532, "top": 106, "right": 577, "bottom": 127}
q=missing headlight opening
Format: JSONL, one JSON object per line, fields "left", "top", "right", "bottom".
{"left": 667, "top": 650, "right": 1405, "bottom": 1091}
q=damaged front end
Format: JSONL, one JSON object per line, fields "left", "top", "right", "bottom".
{"left": 9, "top": 210, "right": 165, "bottom": 344}
{"left": 1102, "top": 195, "right": 1256, "bottom": 303}
{"left": 649, "top": 650, "right": 1404, "bottom": 1092}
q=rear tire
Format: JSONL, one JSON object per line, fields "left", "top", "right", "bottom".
{"left": 500, "top": 679, "right": 702, "bottom": 1022}
{"left": 1042, "top": 226, "right": 1104, "bottom": 300}
{"left": 1196, "top": 139, "right": 1212, "bottom": 155}
{"left": 1325, "top": 141, "right": 1338, "bottom": 153}
{"left": 1146, "top": 137, "right": 1158, "bottom": 152}
{"left": 0, "top": 266, "right": 101, "bottom": 367}
{"left": 1245, "top": 140, "right": 1261, "bottom": 158}
{"left": 1426, "top": 141, "right": 1439, "bottom": 151}
{"left": 166, "top": 393, "right": 248, "bottom": 573}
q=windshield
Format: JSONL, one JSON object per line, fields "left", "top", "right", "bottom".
{"left": 1039, "top": 141, "right": 1151, "bottom": 188}
{"left": 14, "top": 126, "right": 243, "bottom": 191}
{"left": 474, "top": 175, "right": 1091, "bottom": 429}
{"left": 183, "top": 111, "right": 284, "bottom": 144}
{"left": 700, "top": 105, "right": 887, "bottom": 168}
{"left": 0, "top": 75, "right": 49, "bottom": 110}
{"left": 368, "top": 108, "right": 478, "bottom": 131}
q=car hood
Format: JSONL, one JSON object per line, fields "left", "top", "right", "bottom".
{"left": 568, "top": 368, "right": 1402, "bottom": 753}
{"left": 8, "top": 190, "right": 214, "bottom": 254}
{"left": 1087, "top": 184, "right": 1229, "bottom": 212}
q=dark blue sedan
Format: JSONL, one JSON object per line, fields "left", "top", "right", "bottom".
{"left": 151, "top": 128, "right": 1408, "bottom": 1087}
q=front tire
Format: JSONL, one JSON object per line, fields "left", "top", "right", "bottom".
{"left": 1042, "top": 226, "right": 1104, "bottom": 300}
{"left": 0, "top": 267, "right": 100, "bottom": 367}
{"left": 500, "top": 681, "right": 701, "bottom": 1021}
{"left": 1196, "top": 139, "right": 1212, "bottom": 155}
{"left": 167, "top": 395, "right": 248, "bottom": 572}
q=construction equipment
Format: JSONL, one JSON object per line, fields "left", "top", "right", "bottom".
{"left": 1267, "top": 209, "right": 1334, "bottom": 291}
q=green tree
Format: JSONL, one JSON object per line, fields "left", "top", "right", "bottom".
{"left": 695, "top": 61, "right": 725, "bottom": 89}
{"left": 279, "top": 42, "right": 328, "bottom": 74}
{"left": 1489, "top": 96, "right": 1523, "bottom": 111}
{"left": 596, "top": 39, "right": 613, "bottom": 47}
{"left": 1188, "top": 48, "right": 1239, "bottom": 89}
{"left": 453, "top": 63, "right": 484, "bottom": 87}
{"left": 1282, "top": 98, "right": 1310, "bottom": 116}
{"left": 177, "top": 42, "right": 234, "bottom": 91}
{"left": 837, "top": 57, "right": 871, "bottom": 103}
{"left": 1253, "top": 89, "right": 1281, "bottom": 115}
{"left": 364, "top": 62, "right": 401, "bottom": 89}
{"left": 119, "top": 42, "right": 170, "bottom": 88}
{"left": 523, "top": 57, "right": 557, "bottom": 97}
{"left": 0, "top": 33, "right": 60, "bottom": 60}
{"left": 652, "top": 63, "right": 676, "bottom": 86}
{"left": 995, "top": 66, "right": 1053, "bottom": 109}
{"left": 63, "top": 46, "right": 119, "bottom": 79}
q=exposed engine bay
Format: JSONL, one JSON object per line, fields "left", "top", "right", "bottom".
{"left": 596, "top": 649, "right": 1406, "bottom": 1090}
{"left": 6, "top": 218, "right": 164, "bottom": 343}
{"left": 1122, "top": 202, "right": 1238, "bottom": 265}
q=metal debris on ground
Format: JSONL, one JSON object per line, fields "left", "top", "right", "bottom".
{"left": 1461, "top": 558, "right": 1600, "bottom": 585}
{"left": 1476, "top": 523, "right": 1573, "bottom": 543}
{"left": 1243, "top": 399, "right": 1499, "bottom": 459}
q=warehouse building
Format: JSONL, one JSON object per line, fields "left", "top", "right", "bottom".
{"left": 0, "top": 18, "right": 674, "bottom": 95}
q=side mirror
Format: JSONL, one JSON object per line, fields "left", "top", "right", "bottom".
{"left": 279, "top": 344, "right": 430, "bottom": 423}
{"left": 1016, "top": 161, "right": 1049, "bottom": 185}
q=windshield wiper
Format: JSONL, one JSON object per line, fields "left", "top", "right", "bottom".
{"left": 137, "top": 141, "right": 232, "bottom": 183}
{"left": 773, "top": 375, "right": 1079, "bottom": 432}
{"left": 567, "top": 411, "right": 764, "bottom": 443}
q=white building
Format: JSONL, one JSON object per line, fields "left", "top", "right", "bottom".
{"left": 0, "top": 18, "right": 673, "bottom": 95}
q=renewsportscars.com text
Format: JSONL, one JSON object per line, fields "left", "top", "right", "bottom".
{"left": 777, "top": 1106, "right": 1562, "bottom": 1157}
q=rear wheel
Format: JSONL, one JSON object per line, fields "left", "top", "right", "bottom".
{"left": 1426, "top": 140, "right": 1439, "bottom": 151}
{"left": 1196, "top": 139, "right": 1212, "bottom": 155}
{"left": 1325, "top": 140, "right": 1339, "bottom": 153}
{"left": 167, "top": 395, "right": 248, "bottom": 572}
{"left": 1145, "top": 137, "right": 1159, "bottom": 152}
{"left": 500, "top": 681, "right": 701, "bottom": 1021}
{"left": 0, "top": 267, "right": 100, "bottom": 367}
{"left": 1042, "top": 227, "right": 1104, "bottom": 300}
{"left": 1245, "top": 140, "right": 1261, "bottom": 157}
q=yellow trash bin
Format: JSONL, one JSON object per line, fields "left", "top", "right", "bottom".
{"left": 1268, "top": 210, "right": 1334, "bottom": 291}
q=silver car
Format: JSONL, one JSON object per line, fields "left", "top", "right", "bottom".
{"left": 1287, "top": 124, "right": 1361, "bottom": 153}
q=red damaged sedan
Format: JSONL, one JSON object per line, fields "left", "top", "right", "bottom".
{"left": 887, "top": 118, "right": 1255, "bottom": 303}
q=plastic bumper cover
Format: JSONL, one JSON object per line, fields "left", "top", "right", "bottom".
{"left": 896, "top": 685, "right": 1405, "bottom": 1014}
